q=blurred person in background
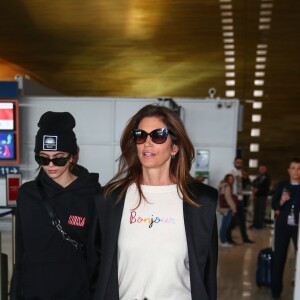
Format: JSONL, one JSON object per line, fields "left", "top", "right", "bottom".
{"left": 249, "top": 163, "right": 271, "bottom": 229}
{"left": 271, "top": 157, "right": 300, "bottom": 300}
{"left": 227, "top": 157, "right": 254, "bottom": 244}
{"left": 218, "top": 174, "right": 237, "bottom": 248}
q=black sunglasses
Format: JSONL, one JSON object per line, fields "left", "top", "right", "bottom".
{"left": 132, "top": 128, "right": 173, "bottom": 144}
{"left": 35, "top": 153, "right": 72, "bottom": 166}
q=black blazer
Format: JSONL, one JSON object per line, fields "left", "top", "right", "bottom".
{"left": 91, "top": 181, "right": 218, "bottom": 300}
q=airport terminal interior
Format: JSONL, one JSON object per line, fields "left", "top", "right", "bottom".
{"left": 0, "top": 201, "right": 296, "bottom": 299}
{"left": 0, "top": 0, "right": 300, "bottom": 299}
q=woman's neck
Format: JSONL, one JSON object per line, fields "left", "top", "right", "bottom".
{"left": 141, "top": 170, "right": 175, "bottom": 186}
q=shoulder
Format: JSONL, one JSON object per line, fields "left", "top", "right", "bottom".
{"left": 189, "top": 181, "right": 218, "bottom": 195}
{"left": 19, "top": 180, "right": 37, "bottom": 193}
{"left": 187, "top": 181, "right": 218, "bottom": 206}
{"left": 17, "top": 180, "right": 38, "bottom": 207}
{"left": 94, "top": 185, "right": 124, "bottom": 208}
{"left": 274, "top": 180, "right": 288, "bottom": 189}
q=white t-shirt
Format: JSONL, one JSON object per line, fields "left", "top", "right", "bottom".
{"left": 231, "top": 167, "right": 243, "bottom": 199}
{"left": 118, "top": 184, "right": 191, "bottom": 300}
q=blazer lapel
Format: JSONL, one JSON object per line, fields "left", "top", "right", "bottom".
{"left": 184, "top": 183, "right": 217, "bottom": 295}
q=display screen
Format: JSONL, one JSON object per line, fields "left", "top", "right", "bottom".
{"left": 0, "top": 102, "right": 14, "bottom": 130}
{"left": 0, "top": 132, "right": 15, "bottom": 160}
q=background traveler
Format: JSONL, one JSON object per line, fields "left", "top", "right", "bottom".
{"left": 227, "top": 157, "right": 254, "bottom": 244}
{"left": 250, "top": 163, "right": 271, "bottom": 229}
{"left": 218, "top": 174, "right": 237, "bottom": 248}
{"left": 271, "top": 157, "right": 300, "bottom": 300}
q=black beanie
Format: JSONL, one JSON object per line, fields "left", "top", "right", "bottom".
{"left": 34, "top": 111, "right": 78, "bottom": 154}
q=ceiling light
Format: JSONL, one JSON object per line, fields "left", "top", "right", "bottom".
{"left": 259, "top": 24, "right": 271, "bottom": 30}
{"left": 254, "top": 80, "right": 264, "bottom": 86}
{"left": 260, "top": 11, "right": 272, "bottom": 16}
{"left": 221, "top": 12, "right": 233, "bottom": 17}
{"left": 250, "top": 144, "right": 260, "bottom": 152}
{"left": 256, "top": 57, "right": 267, "bottom": 62}
{"left": 225, "top": 64, "right": 235, "bottom": 70}
{"left": 255, "top": 71, "right": 265, "bottom": 77}
{"left": 253, "top": 101, "right": 263, "bottom": 109}
{"left": 257, "top": 44, "right": 268, "bottom": 49}
{"left": 225, "top": 72, "right": 235, "bottom": 77}
{"left": 224, "top": 44, "right": 235, "bottom": 49}
{"left": 259, "top": 17, "right": 271, "bottom": 23}
{"left": 256, "top": 50, "right": 267, "bottom": 55}
{"left": 220, "top": 5, "right": 233, "bottom": 9}
{"left": 253, "top": 90, "right": 264, "bottom": 97}
{"left": 261, "top": 3, "right": 274, "bottom": 9}
{"left": 225, "top": 57, "right": 235, "bottom": 63}
{"left": 223, "top": 38, "right": 234, "bottom": 43}
{"left": 223, "top": 31, "right": 234, "bottom": 37}
{"left": 225, "top": 90, "right": 235, "bottom": 97}
{"left": 226, "top": 80, "right": 235, "bottom": 86}
{"left": 221, "top": 18, "right": 233, "bottom": 23}
{"left": 255, "top": 64, "right": 266, "bottom": 69}
{"left": 249, "top": 159, "right": 258, "bottom": 168}
{"left": 223, "top": 25, "right": 234, "bottom": 30}
{"left": 252, "top": 114, "right": 262, "bottom": 122}
{"left": 251, "top": 128, "right": 261, "bottom": 137}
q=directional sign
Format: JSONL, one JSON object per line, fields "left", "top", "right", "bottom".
{"left": 0, "top": 166, "right": 20, "bottom": 176}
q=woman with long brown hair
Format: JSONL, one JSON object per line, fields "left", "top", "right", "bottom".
{"left": 92, "top": 104, "right": 218, "bottom": 300}
{"left": 12, "top": 111, "right": 101, "bottom": 299}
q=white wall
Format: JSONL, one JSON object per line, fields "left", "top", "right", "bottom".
{"left": 176, "top": 99, "right": 238, "bottom": 188}
{"left": 0, "top": 97, "right": 239, "bottom": 206}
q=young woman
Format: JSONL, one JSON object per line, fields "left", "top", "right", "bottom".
{"left": 12, "top": 111, "right": 101, "bottom": 299}
{"left": 91, "top": 104, "right": 218, "bottom": 300}
{"left": 218, "top": 174, "right": 237, "bottom": 247}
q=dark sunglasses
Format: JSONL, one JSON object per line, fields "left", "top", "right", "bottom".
{"left": 132, "top": 128, "right": 173, "bottom": 144}
{"left": 35, "top": 153, "right": 72, "bottom": 166}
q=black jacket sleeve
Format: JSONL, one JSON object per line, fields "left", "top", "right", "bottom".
{"left": 87, "top": 211, "right": 102, "bottom": 293}
{"left": 204, "top": 214, "right": 218, "bottom": 300}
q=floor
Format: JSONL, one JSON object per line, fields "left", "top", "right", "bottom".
{"left": 216, "top": 209, "right": 296, "bottom": 300}
{"left": 0, "top": 209, "right": 296, "bottom": 300}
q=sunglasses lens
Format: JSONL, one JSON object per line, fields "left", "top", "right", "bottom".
{"left": 35, "top": 155, "right": 49, "bottom": 165}
{"left": 52, "top": 157, "right": 69, "bottom": 166}
{"left": 35, "top": 155, "right": 70, "bottom": 166}
{"left": 132, "top": 128, "right": 171, "bottom": 144}
{"left": 132, "top": 130, "right": 147, "bottom": 144}
{"left": 151, "top": 129, "right": 168, "bottom": 144}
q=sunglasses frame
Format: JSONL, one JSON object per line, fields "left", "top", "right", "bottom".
{"left": 35, "top": 153, "right": 72, "bottom": 166}
{"left": 132, "top": 128, "right": 173, "bottom": 144}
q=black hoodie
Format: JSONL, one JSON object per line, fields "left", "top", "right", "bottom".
{"left": 13, "top": 165, "right": 101, "bottom": 300}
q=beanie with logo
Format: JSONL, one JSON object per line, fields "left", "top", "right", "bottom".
{"left": 34, "top": 111, "right": 78, "bottom": 154}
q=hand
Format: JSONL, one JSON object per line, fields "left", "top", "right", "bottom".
{"left": 280, "top": 190, "right": 290, "bottom": 205}
{"left": 232, "top": 205, "right": 237, "bottom": 214}
{"left": 251, "top": 187, "right": 257, "bottom": 193}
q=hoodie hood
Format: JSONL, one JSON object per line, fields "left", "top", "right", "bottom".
{"left": 36, "top": 165, "right": 100, "bottom": 198}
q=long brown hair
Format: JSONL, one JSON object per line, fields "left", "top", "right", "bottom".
{"left": 105, "top": 104, "right": 199, "bottom": 206}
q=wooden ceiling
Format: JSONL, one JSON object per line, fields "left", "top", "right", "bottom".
{"left": 0, "top": 0, "right": 299, "bottom": 184}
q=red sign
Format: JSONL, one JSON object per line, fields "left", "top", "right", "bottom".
{"left": 6, "top": 173, "right": 21, "bottom": 206}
